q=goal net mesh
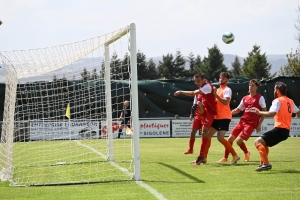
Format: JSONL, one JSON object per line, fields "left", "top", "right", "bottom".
{"left": 0, "top": 25, "right": 137, "bottom": 186}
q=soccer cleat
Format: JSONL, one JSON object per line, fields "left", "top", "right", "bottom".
{"left": 183, "top": 149, "right": 194, "bottom": 154}
{"left": 217, "top": 158, "right": 228, "bottom": 163}
{"left": 231, "top": 155, "right": 240, "bottom": 165}
{"left": 255, "top": 163, "right": 272, "bottom": 171}
{"left": 244, "top": 151, "right": 250, "bottom": 162}
{"left": 193, "top": 157, "right": 206, "bottom": 165}
{"left": 192, "top": 157, "right": 207, "bottom": 164}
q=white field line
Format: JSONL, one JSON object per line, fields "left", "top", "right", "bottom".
{"left": 74, "top": 140, "right": 167, "bottom": 200}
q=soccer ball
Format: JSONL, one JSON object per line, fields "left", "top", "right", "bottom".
{"left": 222, "top": 32, "right": 235, "bottom": 44}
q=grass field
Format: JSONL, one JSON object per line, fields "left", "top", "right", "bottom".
{"left": 1, "top": 137, "right": 300, "bottom": 200}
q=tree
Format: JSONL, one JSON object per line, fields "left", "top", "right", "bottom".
{"left": 110, "top": 51, "right": 122, "bottom": 80}
{"left": 157, "top": 53, "right": 174, "bottom": 79}
{"left": 120, "top": 53, "right": 130, "bottom": 80}
{"left": 231, "top": 55, "right": 242, "bottom": 77}
{"left": 81, "top": 67, "right": 90, "bottom": 81}
{"left": 194, "top": 55, "right": 204, "bottom": 75}
{"left": 90, "top": 68, "right": 99, "bottom": 80}
{"left": 279, "top": 50, "right": 300, "bottom": 77}
{"left": 137, "top": 50, "right": 148, "bottom": 80}
{"left": 187, "top": 52, "right": 196, "bottom": 77}
{"left": 146, "top": 58, "right": 158, "bottom": 79}
{"left": 173, "top": 50, "right": 186, "bottom": 78}
{"left": 201, "top": 44, "right": 228, "bottom": 81}
{"left": 52, "top": 74, "right": 58, "bottom": 81}
{"left": 242, "top": 45, "right": 275, "bottom": 79}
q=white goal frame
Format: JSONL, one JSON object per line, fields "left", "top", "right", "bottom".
{"left": 0, "top": 23, "right": 140, "bottom": 186}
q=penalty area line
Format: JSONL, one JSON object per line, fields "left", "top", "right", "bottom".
{"left": 74, "top": 140, "right": 167, "bottom": 200}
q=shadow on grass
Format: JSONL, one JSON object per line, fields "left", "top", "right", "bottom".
{"left": 157, "top": 162, "right": 205, "bottom": 183}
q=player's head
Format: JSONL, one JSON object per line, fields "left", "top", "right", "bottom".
{"left": 219, "top": 72, "right": 230, "bottom": 85}
{"left": 249, "top": 79, "right": 259, "bottom": 94}
{"left": 193, "top": 73, "right": 205, "bottom": 87}
{"left": 274, "top": 82, "right": 287, "bottom": 98}
{"left": 124, "top": 100, "right": 130, "bottom": 108}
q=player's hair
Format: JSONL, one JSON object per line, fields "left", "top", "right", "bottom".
{"left": 250, "top": 79, "right": 259, "bottom": 87}
{"left": 194, "top": 73, "right": 205, "bottom": 80}
{"left": 220, "top": 72, "right": 230, "bottom": 79}
{"left": 275, "top": 82, "right": 287, "bottom": 95}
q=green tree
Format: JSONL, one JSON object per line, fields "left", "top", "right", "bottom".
{"left": 52, "top": 74, "right": 58, "bottom": 81}
{"left": 194, "top": 54, "right": 204, "bottom": 75}
{"left": 201, "top": 44, "right": 228, "bottom": 81}
{"left": 157, "top": 53, "right": 174, "bottom": 79}
{"left": 187, "top": 52, "right": 196, "bottom": 77}
{"left": 81, "top": 67, "right": 90, "bottom": 81}
{"left": 279, "top": 50, "right": 300, "bottom": 77}
{"left": 146, "top": 58, "right": 158, "bottom": 79}
{"left": 110, "top": 51, "right": 122, "bottom": 80}
{"left": 231, "top": 55, "right": 242, "bottom": 77}
{"left": 90, "top": 68, "right": 99, "bottom": 80}
{"left": 173, "top": 50, "right": 186, "bottom": 78}
{"left": 120, "top": 53, "right": 130, "bottom": 80}
{"left": 242, "top": 45, "right": 275, "bottom": 79}
{"left": 137, "top": 50, "right": 147, "bottom": 80}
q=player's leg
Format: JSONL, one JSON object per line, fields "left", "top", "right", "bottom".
{"left": 235, "top": 124, "right": 255, "bottom": 161}
{"left": 194, "top": 111, "right": 214, "bottom": 165}
{"left": 218, "top": 122, "right": 241, "bottom": 163}
{"left": 184, "top": 128, "right": 198, "bottom": 154}
{"left": 254, "top": 128, "right": 289, "bottom": 171}
{"left": 184, "top": 115, "right": 202, "bottom": 154}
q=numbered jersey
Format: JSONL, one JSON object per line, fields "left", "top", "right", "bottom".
{"left": 270, "top": 96, "right": 297, "bottom": 130}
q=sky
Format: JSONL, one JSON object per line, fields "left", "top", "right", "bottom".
{"left": 0, "top": 0, "right": 299, "bottom": 58}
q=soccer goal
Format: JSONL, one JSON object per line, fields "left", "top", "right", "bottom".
{"left": 0, "top": 23, "right": 140, "bottom": 186}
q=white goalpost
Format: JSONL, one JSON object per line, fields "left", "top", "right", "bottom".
{"left": 0, "top": 23, "right": 140, "bottom": 186}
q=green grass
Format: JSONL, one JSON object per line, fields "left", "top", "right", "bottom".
{"left": 1, "top": 137, "right": 300, "bottom": 200}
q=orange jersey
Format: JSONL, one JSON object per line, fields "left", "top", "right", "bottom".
{"left": 215, "top": 85, "right": 232, "bottom": 120}
{"left": 271, "top": 96, "right": 295, "bottom": 130}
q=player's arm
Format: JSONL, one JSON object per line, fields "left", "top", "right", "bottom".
{"left": 256, "top": 107, "right": 267, "bottom": 132}
{"left": 119, "top": 110, "right": 124, "bottom": 120}
{"left": 190, "top": 96, "right": 198, "bottom": 120}
{"left": 174, "top": 89, "right": 202, "bottom": 96}
{"left": 250, "top": 98, "right": 278, "bottom": 117}
{"left": 213, "top": 87, "right": 231, "bottom": 105}
{"left": 232, "top": 99, "right": 244, "bottom": 115}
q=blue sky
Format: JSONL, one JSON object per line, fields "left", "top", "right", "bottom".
{"left": 0, "top": 0, "right": 299, "bottom": 58}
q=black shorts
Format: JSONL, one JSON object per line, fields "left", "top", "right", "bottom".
{"left": 121, "top": 118, "right": 130, "bottom": 126}
{"left": 211, "top": 119, "right": 231, "bottom": 131}
{"left": 261, "top": 128, "right": 290, "bottom": 147}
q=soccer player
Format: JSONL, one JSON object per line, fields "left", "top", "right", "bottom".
{"left": 174, "top": 73, "right": 216, "bottom": 165}
{"left": 118, "top": 100, "right": 131, "bottom": 138}
{"left": 206, "top": 72, "right": 240, "bottom": 164}
{"left": 218, "top": 79, "right": 267, "bottom": 163}
{"left": 250, "top": 82, "right": 300, "bottom": 171}
{"left": 183, "top": 95, "right": 203, "bottom": 155}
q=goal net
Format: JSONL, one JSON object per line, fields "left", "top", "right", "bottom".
{"left": 0, "top": 23, "right": 140, "bottom": 186}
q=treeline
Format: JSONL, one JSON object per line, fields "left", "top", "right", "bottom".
{"left": 53, "top": 44, "right": 300, "bottom": 82}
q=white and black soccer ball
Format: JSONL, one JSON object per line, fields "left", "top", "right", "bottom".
{"left": 222, "top": 32, "right": 235, "bottom": 44}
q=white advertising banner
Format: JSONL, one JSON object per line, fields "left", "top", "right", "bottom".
{"left": 172, "top": 120, "right": 201, "bottom": 138}
{"left": 100, "top": 121, "right": 125, "bottom": 139}
{"left": 139, "top": 120, "right": 170, "bottom": 138}
{"left": 171, "top": 118, "right": 300, "bottom": 138}
{"left": 30, "top": 121, "right": 99, "bottom": 141}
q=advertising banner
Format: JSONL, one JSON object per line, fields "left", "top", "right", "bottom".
{"left": 139, "top": 120, "right": 170, "bottom": 138}
{"left": 30, "top": 121, "right": 99, "bottom": 141}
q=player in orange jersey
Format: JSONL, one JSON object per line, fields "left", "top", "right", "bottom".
{"left": 206, "top": 72, "right": 240, "bottom": 164}
{"left": 218, "top": 79, "right": 267, "bottom": 163}
{"left": 250, "top": 82, "right": 300, "bottom": 171}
